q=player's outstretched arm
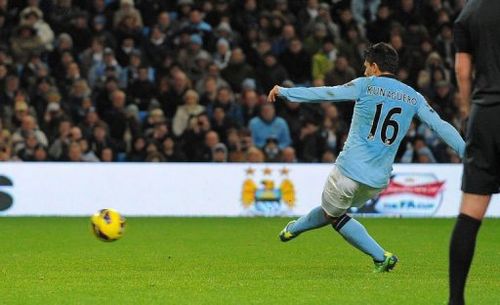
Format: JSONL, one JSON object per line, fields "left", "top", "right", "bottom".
{"left": 416, "top": 98, "right": 465, "bottom": 158}
{"left": 267, "top": 78, "right": 366, "bottom": 103}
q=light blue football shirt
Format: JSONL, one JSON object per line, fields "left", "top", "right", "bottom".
{"left": 278, "top": 75, "right": 465, "bottom": 188}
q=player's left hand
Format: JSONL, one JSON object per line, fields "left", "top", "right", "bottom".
{"left": 267, "top": 85, "right": 280, "bottom": 103}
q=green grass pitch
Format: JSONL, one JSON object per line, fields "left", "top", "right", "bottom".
{"left": 1, "top": 217, "right": 499, "bottom": 305}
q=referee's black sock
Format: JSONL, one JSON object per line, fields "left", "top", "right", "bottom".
{"left": 449, "top": 213, "right": 482, "bottom": 305}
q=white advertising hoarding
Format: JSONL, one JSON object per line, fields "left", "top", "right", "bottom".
{"left": 0, "top": 163, "right": 499, "bottom": 217}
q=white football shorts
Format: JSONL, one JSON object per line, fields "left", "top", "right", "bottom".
{"left": 321, "top": 165, "right": 383, "bottom": 217}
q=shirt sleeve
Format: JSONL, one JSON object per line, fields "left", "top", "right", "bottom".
{"left": 278, "top": 77, "right": 366, "bottom": 103}
{"left": 454, "top": 12, "right": 473, "bottom": 53}
{"left": 416, "top": 97, "right": 465, "bottom": 158}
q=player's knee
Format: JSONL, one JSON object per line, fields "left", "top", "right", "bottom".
{"left": 330, "top": 214, "right": 352, "bottom": 231}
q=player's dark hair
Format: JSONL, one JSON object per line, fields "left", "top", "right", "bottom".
{"left": 363, "top": 43, "right": 399, "bottom": 74}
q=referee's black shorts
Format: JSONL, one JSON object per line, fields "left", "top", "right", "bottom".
{"left": 462, "top": 103, "right": 500, "bottom": 195}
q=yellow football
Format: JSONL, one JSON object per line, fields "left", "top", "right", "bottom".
{"left": 91, "top": 208, "right": 126, "bottom": 242}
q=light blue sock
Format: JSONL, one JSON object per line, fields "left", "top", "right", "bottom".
{"left": 334, "top": 215, "right": 386, "bottom": 262}
{"left": 289, "top": 206, "right": 330, "bottom": 235}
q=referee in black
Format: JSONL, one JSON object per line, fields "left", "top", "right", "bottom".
{"left": 449, "top": 1, "right": 500, "bottom": 305}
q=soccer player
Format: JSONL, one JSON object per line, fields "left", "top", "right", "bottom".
{"left": 449, "top": 1, "right": 500, "bottom": 304}
{"left": 267, "top": 42, "right": 465, "bottom": 273}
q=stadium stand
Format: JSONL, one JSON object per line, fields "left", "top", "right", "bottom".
{"left": 0, "top": 0, "right": 465, "bottom": 163}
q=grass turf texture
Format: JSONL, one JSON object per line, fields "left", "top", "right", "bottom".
{"left": 1, "top": 218, "right": 499, "bottom": 305}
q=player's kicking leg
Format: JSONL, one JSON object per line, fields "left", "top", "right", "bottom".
{"left": 329, "top": 213, "right": 398, "bottom": 273}
{"left": 279, "top": 205, "right": 398, "bottom": 272}
{"left": 279, "top": 206, "right": 329, "bottom": 242}
{"left": 279, "top": 165, "right": 398, "bottom": 272}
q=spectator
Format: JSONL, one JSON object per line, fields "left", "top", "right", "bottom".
{"left": 88, "top": 47, "right": 123, "bottom": 89}
{"left": 212, "top": 142, "right": 227, "bottom": 162}
{"left": 240, "top": 89, "right": 260, "bottom": 126}
{"left": 102, "top": 90, "right": 129, "bottom": 150}
{"left": 205, "top": 0, "right": 231, "bottom": 28}
{"left": 221, "top": 48, "right": 255, "bottom": 93}
{"left": 145, "top": 119, "right": 169, "bottom": 145}
{"left": 127, "top": 64, "right": 156, "bottom": 111}
{"left": 312, "top": 38, "right": 337, "bottom": 81}
{"left": 249, "top": 103, "right": 291, "bottom": 150}
{"left": 321, "top": 116, "right": 341, "bottom": 156}
{"left": 19, "top": 7, "right": 54, "bottom": 51}
{"left": 145, "top": 151, "right": 165, "bottom": 162}
{"left": 232, "top": 0, "right": 259, "bottom": 34}
{"left": 79, "top": 138, "right": 99, "bottom": 162}
{"left": 226, "top": 128, "right": 245, "bottom": 162}
{"left": 211, "top": 105, "right": 237, "bottom": 143}
{"left": 10, "top": 24, "right": 44, "bottom": 64}
{"left": 12, "top": 114, "right": 48, "bottom": 153}
{"left": 197, "top": 130, "right": 219, "bottom": 162}
{"left": 246, "top": 146, "right": 265, "bottom": 162}
{"left": 279, "top": 100, "right": 308, "bottom": 145}
{"left": 162, "top": 70, "right": 190, "bottom": 119}
{"left": 48, "top": 118, "right": 72, "bottom": 160}
{"left": 182, "top": 7, "right": 212, "bottom": 45}
{"left": 435, "top": 22, "right": 454, "bottom": 69}
{"left": 213, "top": 38, "right": 231, "bottom": 70}
{"left": 272, "top": 23, "right": 296, "bottom": 56}
{"left": 67, "top": 141, "right": 84, "bottom": 162}
{"left": 179, "top": 114, "right": 206, "bottom": 160}
{"left": 338, "top": 25, "right": 366, "bottom": 74}
{"left": 401, "top": 136, "right": 437, "bottom": 163}
{"left": 127, "top": 136, "right": 146, "bottom": 162}
{"left": 198, "top": 76, "right": 218, "bottom": 106}
{"left": 80, "top": 37, "right": 104, "bottom": 75}
{"left": 296, "top": 120, "right": 325, "bottom": 162}
{"left": 144, "top": 25, "right": 169, "bottom": 68}
{"left": 0, "top": 141, "right": 16, "bottom": 161}
{"left": 263, "top": 137, "right": 281, "bottom": 162}
{"left": 173, "top": 89, "right": 205, "bottom": 137}
{"left": 33, "top": 144, "right": 49, "bottom": 161}
{"left": 17, "top": 131, "right": 39, "bottom": 161}
{"left": 79, "top": 107, "right": 100, "bottom": 140}
{"left": 395, "top": 0, "right": 421, "bottom": 28}
{"left": 195, "top": 63, "right": 229, "bottom": 95}
{"left": 48, "top": 33, "right": 74, "bottom": 76}
{"left": 321, "top": 150, "right": 336, "bottom": 163}
{"left": 279, "top": 38, "right": 312, "bottom": 85}
{"left": 256, "top": 52, "right": 288, "bottom": 93}
{"left": 324, "top": 55, "right": 357, "bottom": 86}
{"left": 90, "top": 15, "right": 116, "bottom": 49}
{"left": 303, "top": 22, "right": 329, "bottom": 56}
{"left": 162, "top": 136, "right": 185, "bottom": 162}
{"left": 89, "top": 121, "right": 115, "bottom": 157}
{"left": 366, "top": 4, "right": 393, "bottom": 43}
{"left": 298, "top": 0, "right": 319, "bottom": 35}
{"left": 281, "top": 146, "right": 297, "bottom": 163}
{"left": 207, "top": 86, "right": 243, "bottom": 126}
{"left": 68, "top": 12, "right": 92, "bottom": 54}
{"left": 274, "top": 0, "right": 297, "bottom": 26}
{"left": 113, "top": 0, "right": 143, "bottom": 29}
{"left": 351, "top": 0, "right": 381, "bottom": 26}
{"left": 100, "top": 147, "right": 114, "bottom": 162}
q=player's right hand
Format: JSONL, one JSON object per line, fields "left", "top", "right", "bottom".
{"left": 267, "top": 85, "right": 280, "bottom": 103}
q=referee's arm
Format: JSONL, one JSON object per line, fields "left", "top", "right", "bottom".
{"left": 455, "top": 53, "right": 472, "bottom": 110}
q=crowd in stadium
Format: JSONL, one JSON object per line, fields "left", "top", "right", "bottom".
{"left": 0, "top": 0, "right": 466, "bottom": 163}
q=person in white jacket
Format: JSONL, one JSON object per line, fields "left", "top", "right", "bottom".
{"left": 172, "top": 89, "right": 205, "bottom": 136}
{"left": 19, "top": 7, "right": 54, "bottom": 51}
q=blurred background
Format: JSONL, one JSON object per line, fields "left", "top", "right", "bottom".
{"left": 0, "top": 0, "right": 466, "bottom": 164}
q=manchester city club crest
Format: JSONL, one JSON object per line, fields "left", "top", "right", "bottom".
{"left": 241, "top": 167, "right": 296, "bottom": 216}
